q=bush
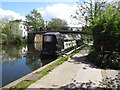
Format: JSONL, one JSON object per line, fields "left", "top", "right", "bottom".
{"left": 91, "top": 5, "right": 120, "bottom": 52}
{"left": 87, "top": 48, "right": 98, "bottom": 62}
{"left": 87, "top": 49, "right": 120, "bottom": 69}
{"left": 86, "top": 5, "right": 120, "bottom": 69}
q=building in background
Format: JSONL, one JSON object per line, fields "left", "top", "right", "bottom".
{"left": 11, "top": 19, "right": 28, "bottom": 39}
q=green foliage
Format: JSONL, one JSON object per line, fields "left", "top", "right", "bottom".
{"left": 100, "top": 54, "right": 120, "bottom": 69}
{"left": 0, "top": 20, "right": 3, "bottom": 32}
{"left": 88, "top": 48, "right": 95, "bottom": 54}
{"left": 10, "top": 22, "right": 22, "bottom": 37}
{"left": 47, "top": 18, "right": 68, "bottom": 31}
{"left": 0, "top": 33, "right": 7, "bottom": 43}
{"left": 87, "top": 48, "right": 99, "bottom": 63}
{"left": 87, "top": 4, "right": 120, "bottom": 69}
{"left": 91, "top": 5, "right": 120, "bottom": 51}
{"left": 87, "top": 45, "right": 120, "bottom": 69}
{"left": 0, "top": 17, "right": 26, "bottom": 44}
{"left": 0, "top": 33, "right": 7, "bottom": 39}
{"left": 11, "top": 80, "right": 36, "bottom": 89}
{"left": 25, "top": 9, "right": 44, "bottom": 30}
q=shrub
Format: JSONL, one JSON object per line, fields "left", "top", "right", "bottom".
{"left": 91, "top": 5, "right": 120, "bottom": 52}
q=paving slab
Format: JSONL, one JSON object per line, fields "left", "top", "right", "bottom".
{"left": 69, "top": 64, "right": 103, "bottom": 89}
{"left": 25, "top": 74, "right": 42, "bottom": 81}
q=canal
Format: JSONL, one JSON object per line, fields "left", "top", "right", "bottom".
{"left": 0, "top": 43, "right": 57, "bottom": 88}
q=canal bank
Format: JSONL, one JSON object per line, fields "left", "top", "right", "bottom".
{"left": 2, "top": 42, "right": 119, "bottom": 89}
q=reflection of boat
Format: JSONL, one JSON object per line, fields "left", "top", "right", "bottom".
{"left": 40, "top": 54, "right": 58, "bottom": 59}
{"left": 34, "top": 42, "right": 42, "bottom": 51}
{"left": 26, "top": 58, "right": 42, "bottom": 71}
{"left": 34, "top": 34, "right": 43, "bottom": 43}
{"left": 34, "top": 34, "right": 43, "bottom": 51}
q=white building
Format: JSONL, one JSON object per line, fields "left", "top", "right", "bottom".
{"left": 18, "top": 20, "right": 28, "bottom": 39}
{"left": 11, "top": 19, "right": 28, "bottom": 39}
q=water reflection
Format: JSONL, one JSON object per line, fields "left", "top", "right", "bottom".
{"left": 1, "top": 43, "right": 57, "bottom": 87}
{"left": 2, "top": 44, "right": 26, "bottom": 62}
{"left": 25, "top": 43, "right": 43, "bottom": 71}
{"left": 34, "top": 42, "right": 42, "bottom": 51}
{"left": 26, "top": 58, "right": 42, "bottom": 71}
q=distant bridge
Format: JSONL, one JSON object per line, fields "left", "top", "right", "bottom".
{"left": 27, "top": 27, "right": 91, "bottom": 43}
{"left": 28, "top": 26, "right": 90, "bottom": 35}
{"left": 28, "top": 30, "right": 90, "bottom": 35}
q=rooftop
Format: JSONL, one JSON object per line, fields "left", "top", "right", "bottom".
{"left": 44, "top": 32, "right": 60, "bottom": 35}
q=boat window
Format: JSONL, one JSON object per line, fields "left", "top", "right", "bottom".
{"left": 44, "top": 35, "right": 52, "bottom": 42}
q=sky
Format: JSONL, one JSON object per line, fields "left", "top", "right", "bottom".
{"left": 1, "top": 1, "right": 82, "bottom": 27}
{"left": 0, "top": 0, "right": 119, "bottom": 27}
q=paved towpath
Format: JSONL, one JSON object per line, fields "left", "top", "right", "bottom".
{"left": 27, "top": 43, "right": 120, "bottom": 89}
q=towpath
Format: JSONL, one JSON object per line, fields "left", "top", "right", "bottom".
{"left": 27, "top": 43, "right": 120, "bottom": 89}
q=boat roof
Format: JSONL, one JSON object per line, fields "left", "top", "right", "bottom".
{"left": 44, "top": 32, "right": 60, "bottom": 35}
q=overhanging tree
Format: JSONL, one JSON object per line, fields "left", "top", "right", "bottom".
{"left": 72, "top": 0, "right": 107, "bottom": 26}
{"left": 91, "top": 4, "right": 120, "bottom": 52}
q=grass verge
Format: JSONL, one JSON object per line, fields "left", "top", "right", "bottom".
{"left": 10, "top": 41, "right": 92, "bottom": 89}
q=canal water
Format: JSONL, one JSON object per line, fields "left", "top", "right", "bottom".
{"left": 0, "top": 43, "right": 57, "bottom": 88}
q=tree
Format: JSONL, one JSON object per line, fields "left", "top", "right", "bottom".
{"left": 25, "top": 9, "right": 44, "bottom": 31}
{"left": 47, "top": 18, "right": 68, "bottom": 31}
{"left": 72, "top": 0, "right": 107, "bottom": 26}
{"left": 10, "top": 21, "right": 22, "bottom": 37}
{"left": 1, "top": 17, "right": 13, "bottom": 41}
{"left": 0, "top": 20, "right": 3, "bottom": 32}
{"left": 87, "top": 3, "right": 120, "bottom": 69}
{"left": 0, "top": 17, "right": 24, "bottom": 43}
{"left": 91, "top": 4, "right": 120, "bottom": 52}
